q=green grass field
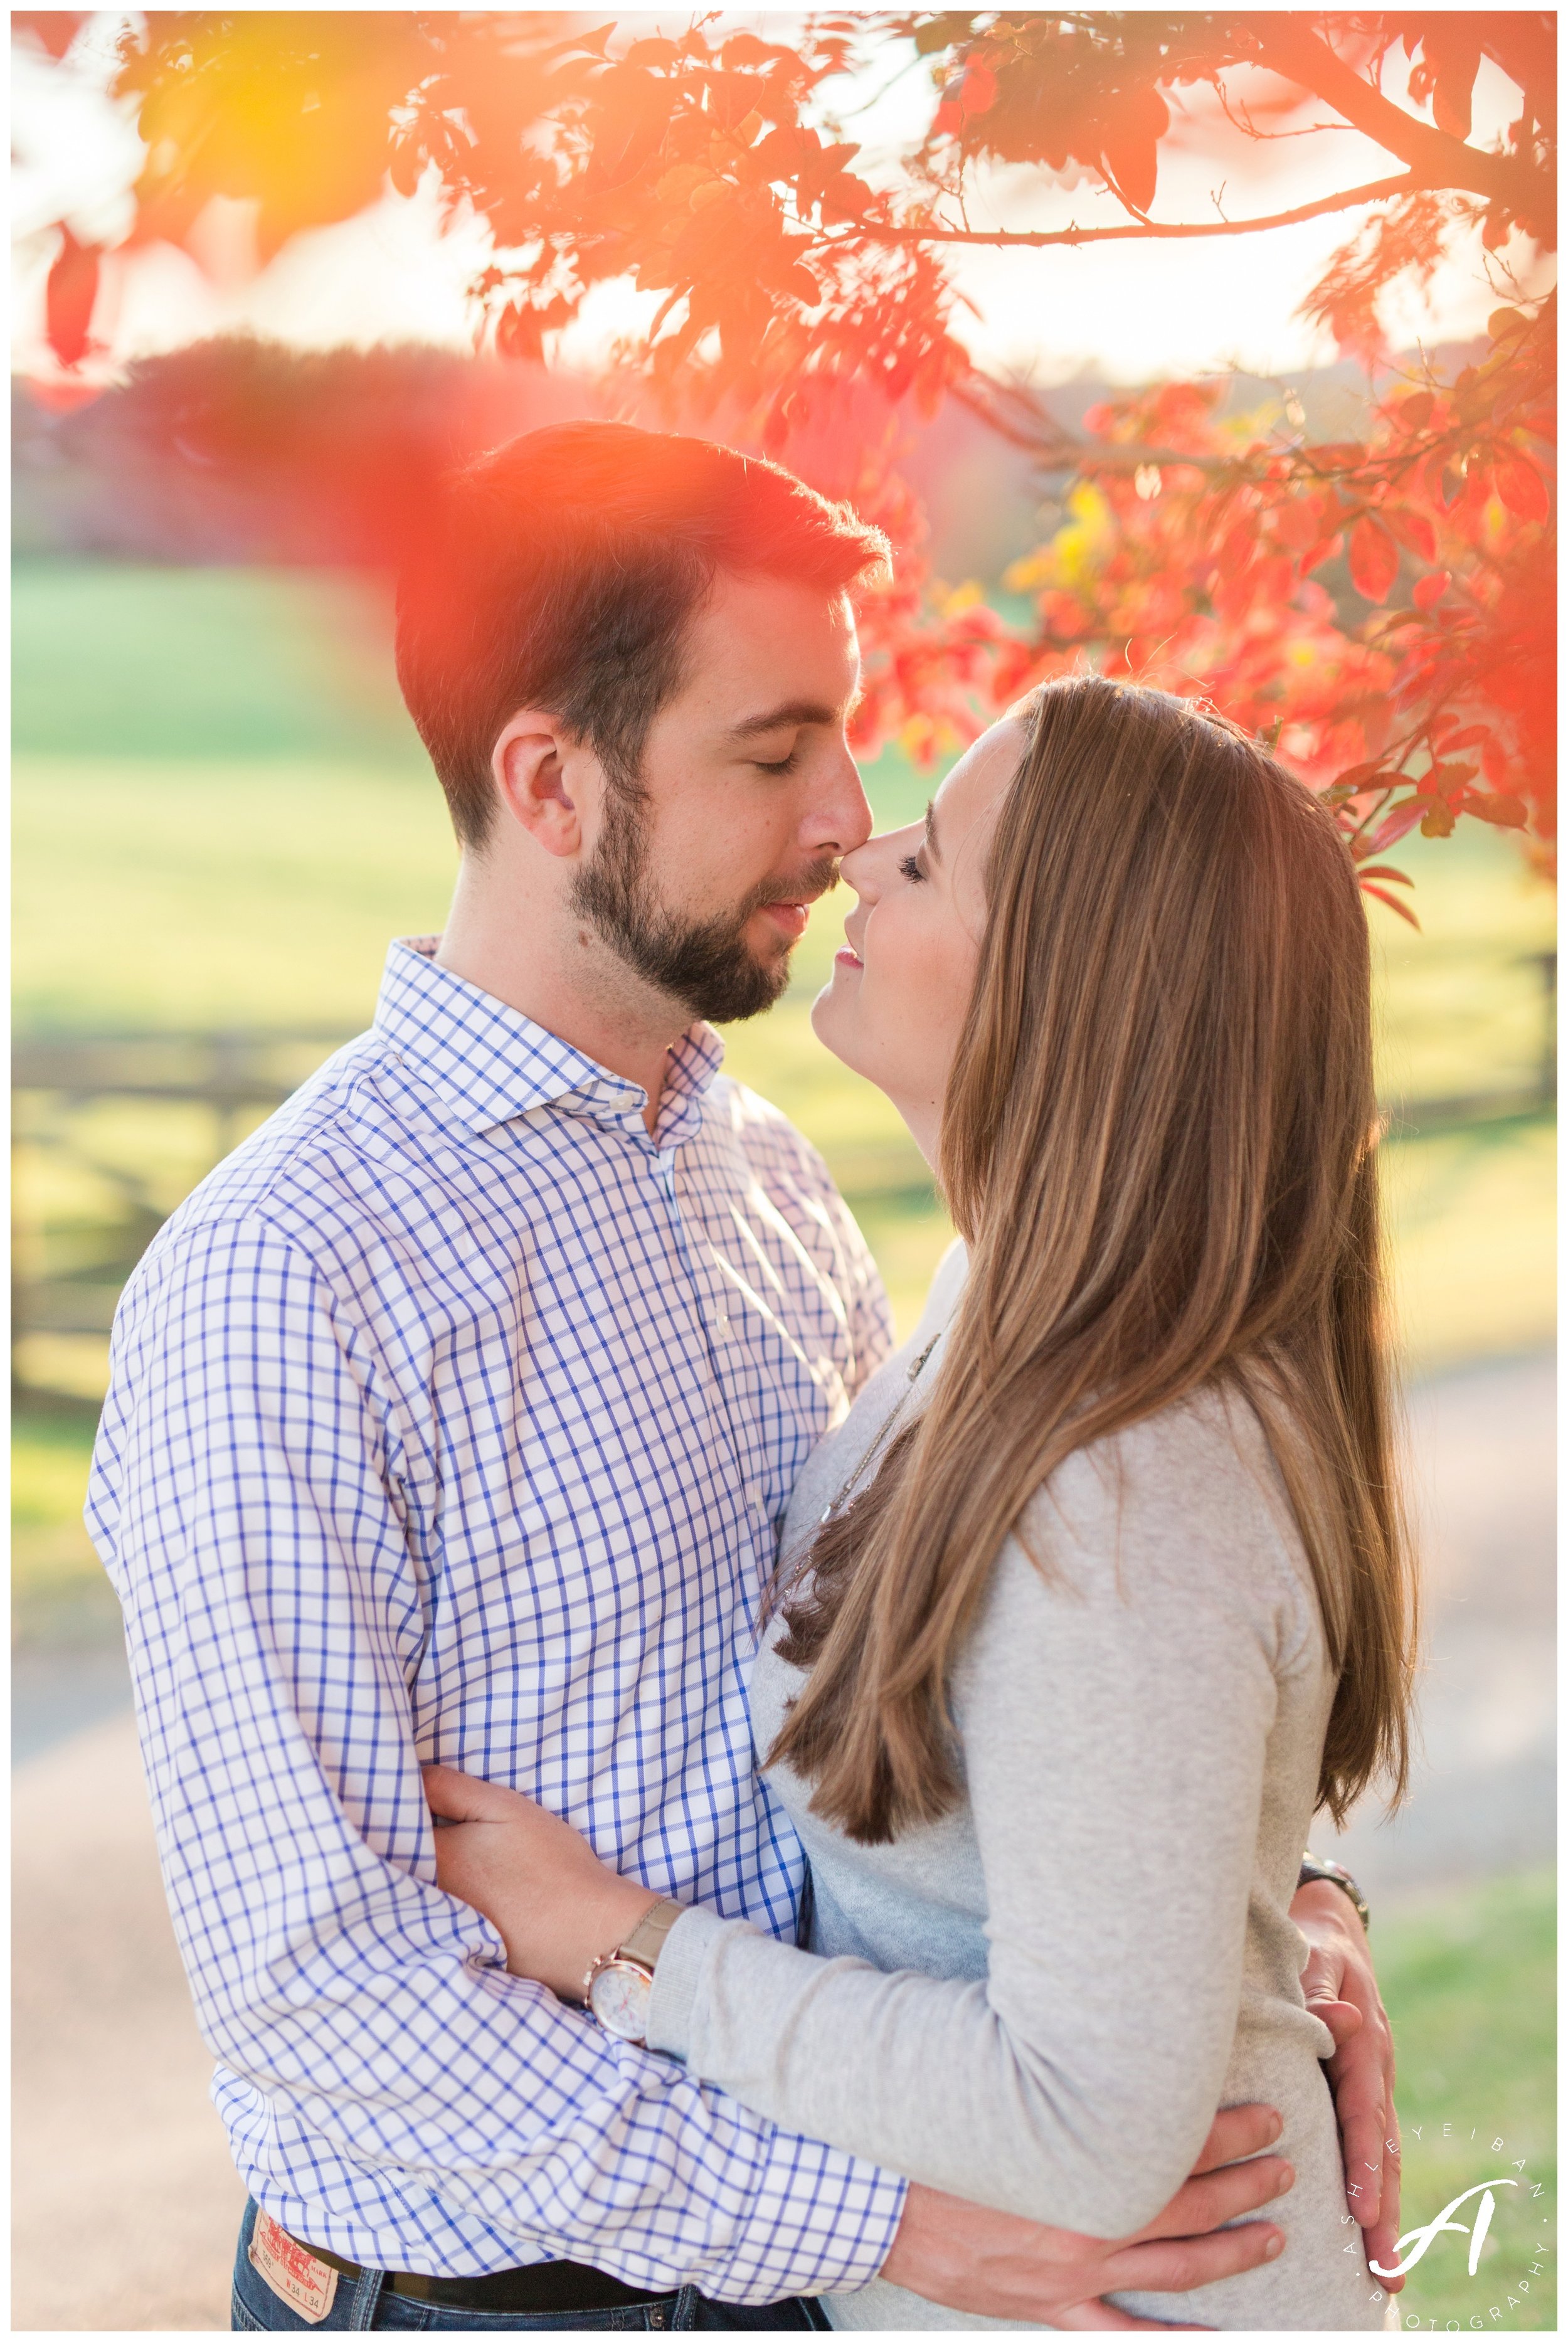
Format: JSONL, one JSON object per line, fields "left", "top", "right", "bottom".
{"left": 12, "top": 567, "right": 1556, "bottom": 2320}
{"left": 11, "top": 557, "right": 1555, "bottom": 1542}
{"left": 1374, "top": 1867, "right": 1556, "bottom": 2329}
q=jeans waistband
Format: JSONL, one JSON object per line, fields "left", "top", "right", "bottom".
{"left": 285, "top": 2229, "right": 675, "bottom": 2316}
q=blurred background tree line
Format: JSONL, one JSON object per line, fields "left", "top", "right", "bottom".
{"left": 10, "top": 13, "right": 1554, "bottom": 2326}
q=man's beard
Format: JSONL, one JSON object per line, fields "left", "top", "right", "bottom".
{"left": 571, "top": 782, "right": 835, "bottom": 1026}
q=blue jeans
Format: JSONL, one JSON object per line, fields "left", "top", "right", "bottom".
{"left": 231, "top": 2202, "right": 833, "bottom": 2331}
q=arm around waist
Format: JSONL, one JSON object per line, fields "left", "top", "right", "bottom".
{"left": 650, "top": 1407, "right": 1306, "bottom": 2238}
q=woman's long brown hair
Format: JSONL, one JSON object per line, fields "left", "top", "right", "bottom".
{"left": 770, "top": 674, "right": 1416, "bottom": 1845}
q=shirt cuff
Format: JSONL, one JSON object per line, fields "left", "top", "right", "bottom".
{"left": 646, "top": 1902, "right": 729, "bottom": 2060}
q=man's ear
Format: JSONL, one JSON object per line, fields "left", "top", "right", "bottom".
{"left": 491, "top": 711, "right": 585, "bottom": 860}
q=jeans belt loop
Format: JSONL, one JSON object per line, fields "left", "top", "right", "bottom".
{"left": 347, "top": 2261, "right": 387, "bottom": 2331}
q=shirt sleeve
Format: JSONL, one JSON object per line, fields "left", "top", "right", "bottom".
{"left": 647, "top": 1407, "right": 1317, "bottom": 2241}
{"left": 86, "top": 1214, "right": 905, "bottom": 2300}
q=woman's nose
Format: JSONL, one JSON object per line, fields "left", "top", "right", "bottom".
{"left": 837, "top": 836, "right": 878, "bottom": 897}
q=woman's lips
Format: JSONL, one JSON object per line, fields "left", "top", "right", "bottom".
{"left": 835, "top": 945, "right": 864, "bottom": 970}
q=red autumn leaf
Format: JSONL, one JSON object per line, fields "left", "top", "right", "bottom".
{"left": 1493, "top": 455, "right": 1550, "bottom": 522}
{"left": 1364, "top": 799, "right": 1431, "bottom": 853}
{"left": 44, "top": 226, "right": 100, "bottom": 370}
{"left": 1269, "top": 497, "right": 1327, "bottom": 551}
{"left": 718, "top": 30, "right": 771, "bottom": 63}
{"left": 1466, "top": 792, "right": 1528, "bottom": 827}
{"left": 958, "top": 61, "right": 998, "bottom": 117}
{"left": 1360, "top": 881, "right": 1422, "bottom": 928}
{"left": 1348, "top": 515, "right": 1400, "bottom": 604}
{"left": 1420, "top": 800, "right": 1457, "bottom": 838}
{"left": 1412, "top": 571, "right": 1449, "bottom": 610}
{"left": 1330, "top": 761, "right": 1395, "bottom": 793}
{"left": 1429, "top": 35, "right": 1481, "bottom": 139}
{"left": 1099, "top": 83, "right": 1168, "bottom": 215}
{"left": 1383, "top": 505, "right": 1438, "bottom": 562}
{"left": 13, "top": 12, "right": 88, "bottom": 58}
{"left": 1300, "top": 534, "right": 1344, "bottom": 575}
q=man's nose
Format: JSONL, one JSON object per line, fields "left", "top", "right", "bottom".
{"left": 806, "top": 746, "right": 873, "bottom": 857}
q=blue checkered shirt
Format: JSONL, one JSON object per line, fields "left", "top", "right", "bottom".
{"left": 87, "top": 937, "right": 908, "bottom": 2299}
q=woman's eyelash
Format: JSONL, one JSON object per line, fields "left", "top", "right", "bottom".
{"left": 898, "top": 852, "right": 926, "bottom": 883}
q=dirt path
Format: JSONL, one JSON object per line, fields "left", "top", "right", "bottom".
{"left": 12, "top": 1713, "right": 246, "bottom": 2331}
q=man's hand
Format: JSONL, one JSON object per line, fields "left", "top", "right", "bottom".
{"left": 423, "top": 1764, "right": 656, "bottom": 1998}
{"left": 880, "top": 2102, "right": 1292, "bottom": 2329}
{"left": 1291, "top": 1877, "right": 1402, "bottom": 2290}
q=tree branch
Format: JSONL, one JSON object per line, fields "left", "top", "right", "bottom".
{"left": 828, "top": 171, "right": 1421, "bottom": 251}
{"left": 1248, "top": 19, "right": 1541, "bottom": 211}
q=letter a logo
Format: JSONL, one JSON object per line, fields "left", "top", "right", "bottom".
{"left": 1370, "top": 2180, "right": 1517, "bottom": 2280}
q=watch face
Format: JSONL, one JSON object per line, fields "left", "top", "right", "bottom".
{"left": 588, "top": 1958, "right": 653, "bottom": 2042}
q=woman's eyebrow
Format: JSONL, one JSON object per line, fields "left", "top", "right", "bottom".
{"left": 924, "top": 800, "right": 943, "bottom": 863}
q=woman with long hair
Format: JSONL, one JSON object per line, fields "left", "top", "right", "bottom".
{"left": 426, "top": 674, "right": 1416, "bottom": 2329}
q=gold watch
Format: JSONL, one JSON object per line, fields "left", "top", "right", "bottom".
{"left": 582, "top": 1899, "right": 686, "bottom": 2045}
{"left": 1298, "top": 1852, "right": 1371, "bottom": 1932}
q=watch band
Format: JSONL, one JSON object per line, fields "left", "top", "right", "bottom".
{"left": 617, "top": 1897, "right": 687, "bottom": 1970}
{"left": 1298, "top": 1852, "right": 1371, "bottom": 1933}
{"left": 581, "top": 1897, "right": 687, "bottom": 2045}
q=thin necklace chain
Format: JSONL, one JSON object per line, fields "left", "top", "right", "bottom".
{"left": 819, "top": 1330, "right": 943, "bottom": 1526}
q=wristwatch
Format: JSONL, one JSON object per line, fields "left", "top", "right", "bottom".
{"left": 1298, "top": 1852, "right": 1371, "bottom": 1934}
{"left": 582, "top": 1899, "right": 686, "bottom": 2045}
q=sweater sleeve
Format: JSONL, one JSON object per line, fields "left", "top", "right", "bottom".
{"left": 647, "top": 1400, "right": 1316, "bottom": 2240}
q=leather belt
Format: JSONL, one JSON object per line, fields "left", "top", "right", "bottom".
{"left": 287, "top": 2230, "right": 677, "bottom": 2315}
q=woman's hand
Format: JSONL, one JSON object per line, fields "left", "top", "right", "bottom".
{"left": 423, "top": 1764, "right": 661, "bottom": 2000}
{"left": 1292, "top": 1877, "right": 1402, "bottom": 2291}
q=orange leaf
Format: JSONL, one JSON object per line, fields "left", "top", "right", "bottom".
{"left": 957, "top": 61, "right": 997, "bottom": 116}
{"left": 1365, "top": 800, "right": 1429, "bottom": 854}
{"left": 1466, "top": 792, "right": 1528, "bottom": 828}
{"left": 1383, "top": 505, "right": 1437, "bottom": 563}
{"left": 1493, "top": 456, "right": 1550, "bottom": 522}
{"left": 1360, "top": 882, "right": 1422, "bottom": 929}
{"left": 1431, "top": 48, "right": 1480, "bottom": 139}
{"left": 1099, "top": 84, "right": 1168, "bottom": 215}
{"left": 45, "top": 226, "right": 100, "bottom": 371}
{"left": 1348, "top": 515, "right": 1399, "bottom": 604}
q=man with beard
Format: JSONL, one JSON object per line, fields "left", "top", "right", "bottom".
{"left": 89, "top": 424, "right": 1391, "bottom": 2333}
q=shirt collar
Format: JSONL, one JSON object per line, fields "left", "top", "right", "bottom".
{"left": 373, "top": 938, "right": 725, "bottom": 1144}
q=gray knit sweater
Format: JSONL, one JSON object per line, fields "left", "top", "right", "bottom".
{"left": 647, "top": 1246, "right": 1392, "bottom": 2329}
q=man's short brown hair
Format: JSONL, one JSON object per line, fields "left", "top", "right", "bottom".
{"left": 395, "top": 421, "right": 890, "bottom": 848}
